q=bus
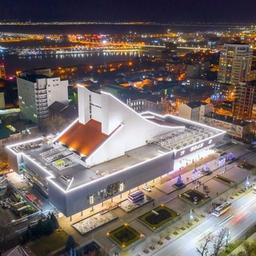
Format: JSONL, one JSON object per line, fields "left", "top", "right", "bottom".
{"left": 128, "top": 190, "right": 144, "bottom": 203}
{"left": 212, "top": 202, "right": 231, "bottom": 217}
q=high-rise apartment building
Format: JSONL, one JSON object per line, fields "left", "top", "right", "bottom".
{"left": 232, "top": 82, "right": 255, "bottom": 120}
{"left": 17, "top": 73, "right": 69, "bottom": 123}
{"left": 218, "top": 43, "right": 253, "bottom": 85}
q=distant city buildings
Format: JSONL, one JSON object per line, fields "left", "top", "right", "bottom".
{"left": 216, "top": 43, "right": 256, "bottom": 125}
{"left": 232, "top": 82, "right": 256, "bottom": 120}
{"left": 178, "top": 101, "right": 212, "bottom": 122}
{"left": 218, "top": 43, "right": 253, "bottom": 85}
{"left": 204, "top": 112, "right": 251, "bottom": 140}
{"left": 0, "top": 92, "right": 5, "bottom": 109}
{"left": 186, "top": 62, "right": 210, "bottom": 80}
{"left": 126, "top": 97, "right": 164, "bottom": 113}
{"left": 17, "top": 72, "right": 68, "bottom": 123}
{"left": 0, "top": 63, "right": 6, "bottom": 80}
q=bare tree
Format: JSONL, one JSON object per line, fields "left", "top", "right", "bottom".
{"left": 197, "top": 228, "right": 230, "bottom": 256}
{"left": 211, "top": 228, "right": 230, "bottom": 256}
{"left": 197, "top": 235, "right": 212, "bottom": 256}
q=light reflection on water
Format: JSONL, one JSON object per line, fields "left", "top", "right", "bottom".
{"left": 0, "top": 51, "right": 147, "bottom": 75}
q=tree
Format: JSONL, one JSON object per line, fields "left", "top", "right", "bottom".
{"left": 31, "top": 219, "right": 43, "bottom": 239}
{"left": 65, "top": 235, "right": 76, "bottom": 256}
{"left": 197, "top": 228, "right": 230, "bottom": 256}
{"left": 41, "top": 217, "right": 54, "bottom": 235}
{"left": 211, "top": 228, "right": 229, "bottom": 256}
{"left": 49, "top": 212, "right": 59, "bottom": 230}
{"left": 0, "top": 224, "right": 12, "bottom": 251}
{"left": 197, "top": 234, "right": 212, "bottom": 256}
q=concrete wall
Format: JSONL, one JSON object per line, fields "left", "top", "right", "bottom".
{"left": 86, "top": 91, "right": 172, "bottom": 166}
{"left": 17, "top": 77, "right": 68, "bottom": 123}
{"left": 46, "top": 78, "right": 68, "bottom": 107}
{"left": 179, "top": 104, "right": 192, "bottom": 120}
{"left": 78, "top": 87, "right": 173, "bottom": 166}
{"left": 17, "top": 77, "right": 37, "bottom": 123}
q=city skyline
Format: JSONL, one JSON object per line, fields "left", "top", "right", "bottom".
{"left": 1, "top": 2, "right": 256, "bottom": 255}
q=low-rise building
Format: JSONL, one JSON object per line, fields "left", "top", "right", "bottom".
{"left": 179, "top": 101, "right": 213, "bottom": 122}
{"left": 204, "top": 112, "right": 251, "bottom": 139}
{"left": 126, "top": 96, "right": 164, "bottom": 113}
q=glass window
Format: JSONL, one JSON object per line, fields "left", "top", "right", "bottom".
{"left": 119, "top": 182, "right": 124, "bottom": 192}
{"left": 89, "top": 195, "right": 94, "bottom": 205}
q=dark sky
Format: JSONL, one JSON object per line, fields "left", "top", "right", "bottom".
{"left": 0, "top": 0, "right": 256, "bottom": 23}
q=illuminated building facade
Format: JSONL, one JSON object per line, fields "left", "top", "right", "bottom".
{"left": 233, "top": 82, "right": 256, "bottom": 120}
{"left": 17, "top": 73, "right": 68, "bottom": 123}
{"left": 179, "top": 102, "right": 213, "bottom": 122}
{"left": 0, "top": 63, "right": 6, "bottom": 79}
{"left": 218, "top": 43, "right": 253, "bottom": 85}
{"left": 7, "top": 86, "right": 225, "bottom": 216}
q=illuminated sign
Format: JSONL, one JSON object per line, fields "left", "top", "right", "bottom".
{"left": 190, "top": 143, "right": 204, "bottom": 152}
{"left": 180, "top": 150, "right": 185, "bottom": 157}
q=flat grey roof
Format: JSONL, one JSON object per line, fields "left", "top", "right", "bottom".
{"left": 10, "top": 113, "right": 223, "bottom": 191}
{"left": 22, "top": 141, "right": 168, "bottom": 191}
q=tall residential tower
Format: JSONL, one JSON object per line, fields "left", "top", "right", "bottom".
{"left": 218, "top": 43, "right": 253, "bottom": 85}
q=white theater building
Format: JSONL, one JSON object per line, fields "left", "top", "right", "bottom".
{"left": 7, "top": 85, "right": 225, "bottom": 217}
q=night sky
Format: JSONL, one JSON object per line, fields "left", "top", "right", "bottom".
{"left": 0, "top": 0, "right": 256, "bottom": 23}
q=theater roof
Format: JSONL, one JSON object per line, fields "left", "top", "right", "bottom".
{"left": 58, "top": 119, "right": 108, "bottom": 157}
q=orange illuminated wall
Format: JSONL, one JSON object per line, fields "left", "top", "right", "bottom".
{"left": 58, "top": 119, "right": 108, "bottom": 156}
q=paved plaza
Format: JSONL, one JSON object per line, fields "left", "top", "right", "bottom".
{"left": 56, "top": 142, "right": 256, "bottom": 255}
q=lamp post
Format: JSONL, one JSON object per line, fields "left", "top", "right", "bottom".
{"left": 245, "top": 176, "right": 250, "bottom": 189}
{"left": 189, "top": 209, "right": 194, "bottom": 222}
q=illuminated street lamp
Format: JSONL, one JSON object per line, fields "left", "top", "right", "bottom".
{"left": 245, "top": 176, "right": 250, "bottom": 189}
{"left": 189, "top": 209, "right": 194, "bottom": 222}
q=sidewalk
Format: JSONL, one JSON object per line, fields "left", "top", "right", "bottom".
{"left": 59, "top": 143, "right": 253, "bottom": 254}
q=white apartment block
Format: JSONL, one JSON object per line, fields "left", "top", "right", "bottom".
{"left": 17, "top": 74, "right": 68, "bottom": 123}
{"left": 218, "top": 43, "right": 253, "bottom": 85}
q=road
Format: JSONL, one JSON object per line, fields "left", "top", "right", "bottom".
{"left": 155, "top": 190, "right": 256, "bottom": 256}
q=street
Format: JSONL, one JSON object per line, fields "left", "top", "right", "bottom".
{"left": 155, "top": 190, "right": 256, "bottom": 256}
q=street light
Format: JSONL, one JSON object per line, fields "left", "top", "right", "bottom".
{"left": 245, "top": 176, "right": 250, "bottom": 189}
{"left": 189, "top": 209, "right": 194, "bottom": 222}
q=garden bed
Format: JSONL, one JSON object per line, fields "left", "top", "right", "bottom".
{"left": 180, "top": 189, "right": 209, "bottom": 205}
{"left": 107, "top": 224, "right": 141, "bottom": 249}
{"left": 138, "top": 205, "right": 178, "bottom": 231}
{"left": 215, "top": 175, "right": 235, "bottom": 186}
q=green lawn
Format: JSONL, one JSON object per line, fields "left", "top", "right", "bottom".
{"left": 29, "top": 230, "right": 68, "bottom": 256}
